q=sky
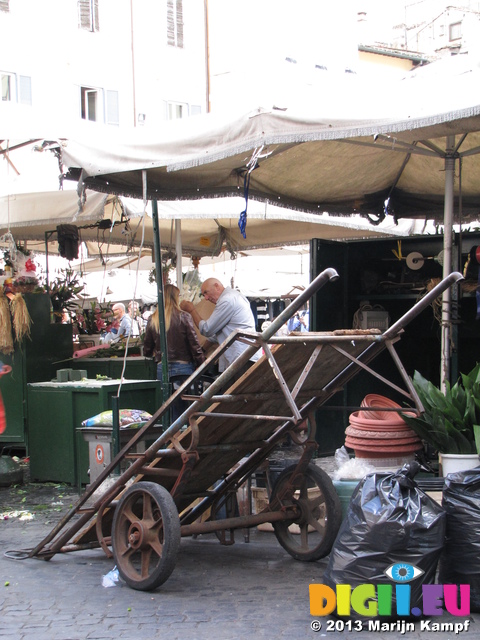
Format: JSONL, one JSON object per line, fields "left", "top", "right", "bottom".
{"left": 208, "top": 0, "right": 359, "bottom": 74}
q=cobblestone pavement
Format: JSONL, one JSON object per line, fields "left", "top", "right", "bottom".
{"left": 1, "top": 477, "right": 479, "bottom": 640}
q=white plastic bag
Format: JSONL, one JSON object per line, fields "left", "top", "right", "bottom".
{"left": 102, "top": 566, "right": 120, "bottom": 588}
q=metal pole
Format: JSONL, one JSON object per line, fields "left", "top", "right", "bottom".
{"left": 45, "top": 231, "right": 50, "bottom": 291}
{"left": 111, "top": 395, "right": 120, "bottom": 476}
{"left": 151, "top": 200, "right": 169, "bottom": 389}
{"left": 441, "top": 136, "right": 455, "bottom": 392}
{"left": 175, "top": 219, "right": 182, "bottom": 291}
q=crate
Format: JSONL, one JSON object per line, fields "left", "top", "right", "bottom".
{"left": 357, "top": 309, "right": 390, "bottom": 331}
{"left": 252, "top": 486, "right": 274, "bottom": 531}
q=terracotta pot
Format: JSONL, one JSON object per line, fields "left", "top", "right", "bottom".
{"left": 361, "top": 394, "right": 403, "bottom": 421}
{"left": 346, "top": 394, "right": 423, "bottom": 460}
{"left": 349, "top": 411, "right": 408, "bottom": 430}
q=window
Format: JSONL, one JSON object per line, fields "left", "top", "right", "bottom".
{"left": 449, "top": 21, "right": 462, "bottom": 41}
{"left": 167, "top": 0, "right": 184, "bottom": 48}
{"left": 81, "top": 86, "right": 98, "bottom": 121}
{"left": 1, "top": 73, "right": 12, "bottom": 101}
{"left": 80, "top": 86, "right": 119, "bottom": 125}
{"left": 18, "top": 75, "right": 32, "bottom": 105}
{"left": 166, "top": 101, "right": 188, "bottom": 120}
{"left": 78, "top": 0, "right": 99, "bottom": 32}
{"left": 105, "top": 90, "right": 119, "bottom": 126}
{"left": 1, "top": 72, "right": 32, "bottom": 104}
{"left": 165, "top": 102, "right": 201, "bottom": 120}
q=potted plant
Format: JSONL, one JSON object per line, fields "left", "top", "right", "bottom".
{"left": 401, "top": 364, "right": 480, "bottom": 475}
{"left": 46, "top": 269, "right": 85, "bottom": 322}
{"left": 73, "top": 301, "right": 114, "bottom": 336}
{"left": 12, "top": 274, "right": 40, "bottom": 294}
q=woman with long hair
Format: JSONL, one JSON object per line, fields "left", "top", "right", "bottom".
{"left": 143, "top": 284, "right": 205, "bottom": 381}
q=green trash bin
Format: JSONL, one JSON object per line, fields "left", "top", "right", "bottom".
{"left": 332, "top": 479, "right": 360, "bottom": 520}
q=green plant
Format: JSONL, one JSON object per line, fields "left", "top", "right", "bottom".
{"left": 73, "top": 301, "right": 114, "bottom": 335}
{"left": 148, "top": 261, "right": 175, "bottom": 285}
{"left": 46, "top": 269, "right": 84, "bottom": 321}
{"left": 401, "top": 364, "right": 480, "bottom": 454}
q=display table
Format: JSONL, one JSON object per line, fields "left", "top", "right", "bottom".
{"left": 27, "top": 379, "right": 163, "bottom": 486}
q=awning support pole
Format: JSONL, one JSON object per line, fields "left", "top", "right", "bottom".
{"left": 175, "top": 219, "right": 182, "bottom": 291}
{"left": 152, "top": 199, "right": 169, "bottom": 388}
{"left": 441, "top": 136, "right": 455, "bottom": 392}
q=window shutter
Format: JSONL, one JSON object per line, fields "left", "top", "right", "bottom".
{"left": 78, "top": 0, "right": 91, "bottom": 29}
{"left": 105, "top": 90, "right": 119, "bottom": 125}
{"left": 78, "top": 0, "right": 99, "bottom": 31}
{"left": 93, "top": 0, "right": 99, "bottom": 31}
{"left": 167, "top": 0, "right": 183, "bottom": 47}
{"left": 167, "top": 0, "right": 175, "bottom": 46}
{"left": 176, "top": 0, "right": 184, "bottom": 48}
{"left": 18, "top": 76, "right": 32, "bottom": 105}
{"left": 0, "top": 1, "right": 10, "bottom": 12}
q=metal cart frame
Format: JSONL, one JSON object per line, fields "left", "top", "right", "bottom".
{"left": 12, "top": 268, "right": 463, "bottom": 591}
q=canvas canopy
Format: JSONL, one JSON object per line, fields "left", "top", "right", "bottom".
{"left": 0, "top": 189, "right": 411, "bottom": 260}
{"left": 53, "top": 55, "right": 480, "bottom": 223}
{"left": 7, "top": 56, "right": 480, "bottom": 386}
{"left": 46, "top": 55, "right": 480, "bottom": 389}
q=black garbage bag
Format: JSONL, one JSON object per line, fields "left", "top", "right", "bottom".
{"left": 322, "top": 462, "right": 446, "bottom": 620}
{"left": 438, "top": 466, "right": 480, "bottom": 613}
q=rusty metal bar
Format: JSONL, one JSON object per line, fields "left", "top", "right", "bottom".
{"left": 181, "top": 392, "right": 287, "bottom": 402}
{"left": 180, "top": 506, "right": 298, "bottom": 537}
{"left": 385, "top": 340, "right": 425, "bottom": 412}
{"left": 195, "top": 442, "right": 266, "bottom": 452}
{"left": 137, "top": 467, "right": 180, "bottom": 477}
{"left": 291, "top": 344, "right": 323, "bottom": 400}
{"left": 191, "top": 411, "right": 292, "bottom": 421}
{"left": 266, "top": 334, "right": 383, "bottom": 343}
{"left": 330, "top": 342, "right": 413, "bottom": 399}
{"left": 262, "top": 342, "right": 302, "bottom": 422}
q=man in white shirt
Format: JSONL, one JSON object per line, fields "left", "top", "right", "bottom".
{"left": 180, "top": 278, "right": 260, "bottom": 372}
{"left": 104, "top": 303, "right": 132, "bottom": 343}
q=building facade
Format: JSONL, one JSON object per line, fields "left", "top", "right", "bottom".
{"left": 0, "top": 0, "right": 208, "bottom": 135}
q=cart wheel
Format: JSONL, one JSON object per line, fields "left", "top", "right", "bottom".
{"left": 112, "top": 481, "right": 180, "bottom": 591}
{"left": 271, "top": 463, "right": 342, "bottom": 562}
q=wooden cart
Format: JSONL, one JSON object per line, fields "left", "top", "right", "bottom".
{"left": 16, "top": 269, "right": 463, "bottom": 591}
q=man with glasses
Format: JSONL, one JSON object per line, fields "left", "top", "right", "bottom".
{"left": 180, "top": 278, "right": 259, "bottom": 374}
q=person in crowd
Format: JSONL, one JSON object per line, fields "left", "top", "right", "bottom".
{"left": 128, "top": 300, "right": 143, "bottom": 337}
{"left": 103, "top": 302, "right": 132, "bottom": 343}
{"left": 180, "top": 277, "right": 260, "bottom": 374}
{"left": 143, "top": 284, "right": 205, "bottom": 381}
{"left": 287, "top": 304, "right": 309, "bottom": 333}
{"left": 113, "top": 302, "right": 133, "bottom": 339}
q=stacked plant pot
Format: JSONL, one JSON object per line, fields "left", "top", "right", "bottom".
{"left": 345, "top": 394, "right": 423, "bottom": 468}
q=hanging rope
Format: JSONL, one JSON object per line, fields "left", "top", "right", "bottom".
{"left": 237, "top": 145, "right": 267, "bottom": 240}
{"left": 238, "top": 171, "right": 251, "bottom": 240}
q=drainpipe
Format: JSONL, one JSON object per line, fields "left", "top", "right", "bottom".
{"left": 204, "top": 0, "right": 210, "bottom": 113}
{"left": 130, "top": 0, "right": 137, "bottom": 126}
